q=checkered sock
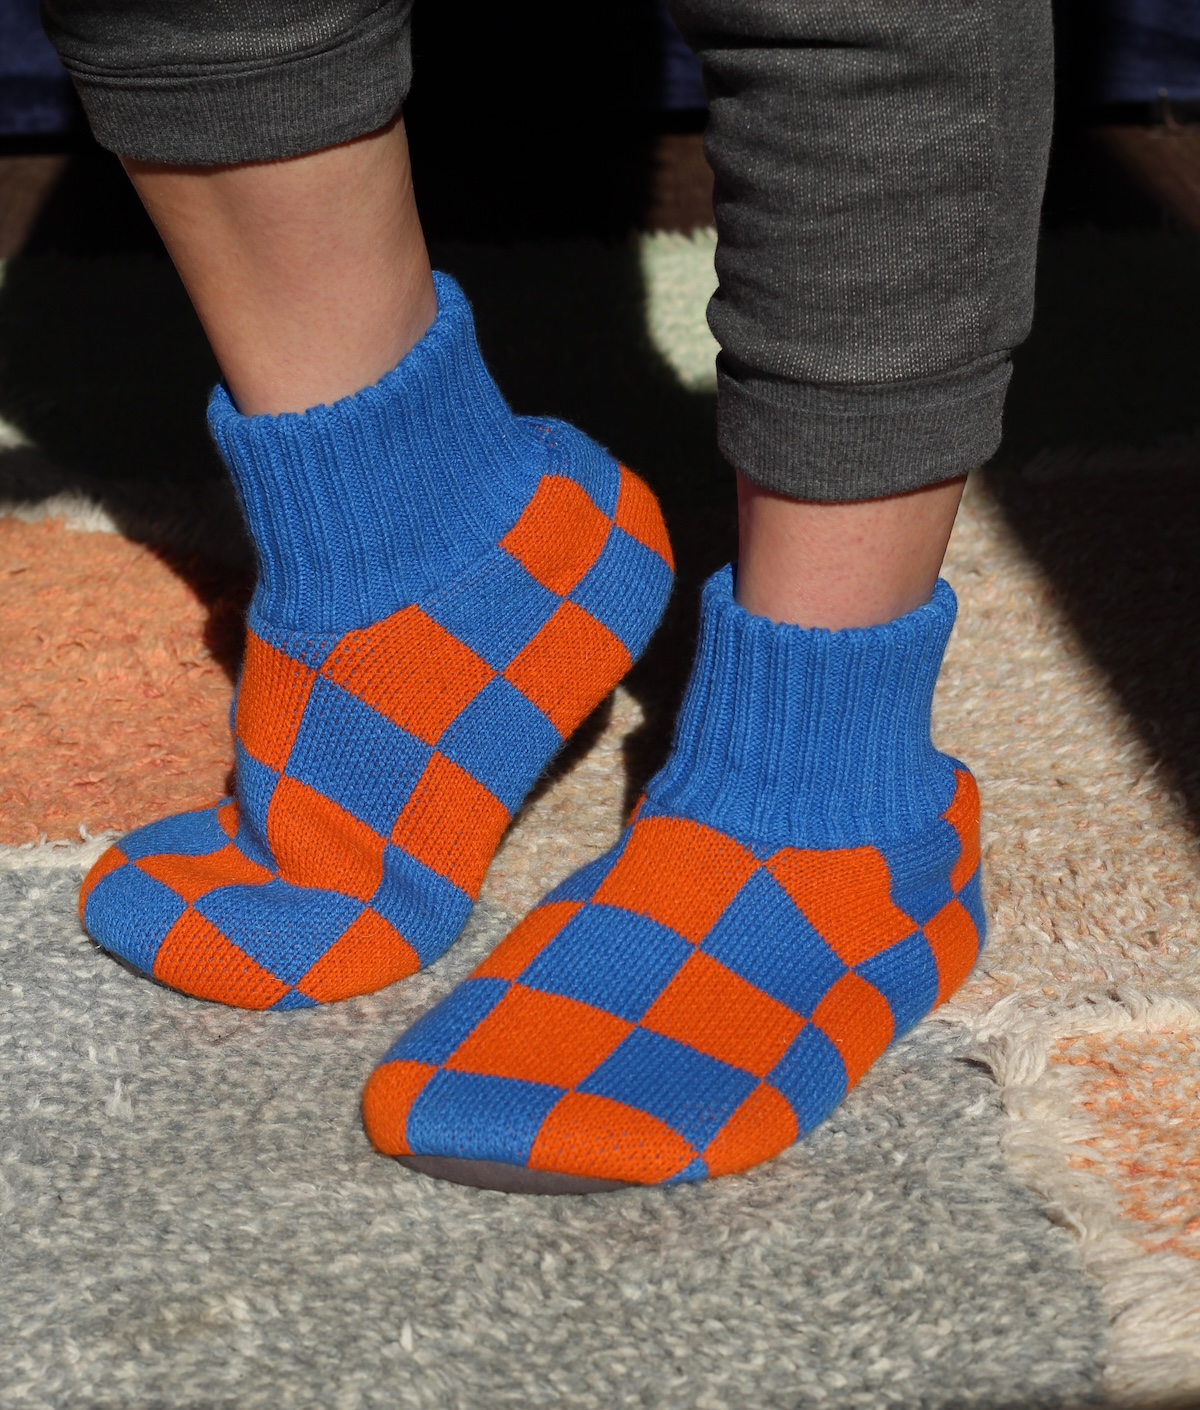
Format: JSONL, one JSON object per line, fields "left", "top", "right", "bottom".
{"left": 363, "top": 567, "right": 984, "bottom": 1187}
{"left": 79, "top": 274, "right": 674, "bottom": 1009}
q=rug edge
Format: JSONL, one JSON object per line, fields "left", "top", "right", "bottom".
{"left": 968, "top": 989, "right": 1200, "bottom": 1409}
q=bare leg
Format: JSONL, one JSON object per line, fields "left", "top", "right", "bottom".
{"left": 122, "top": 113, "right": 435, "bottom": 417}
{"left": 734, "top": 472, "right": 967, "bottom": 629}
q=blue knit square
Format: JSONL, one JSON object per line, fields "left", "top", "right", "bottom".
{"left": 882, "top": 819, "right": 961, "bottom": 924}
{"left": 855, "top": 931, "right": 940, "bottom": 1036}
{"left": 957, "top": 872, "right": 986, "bottom": 951}
{"left": 437, "top": 677, "right": 561, "bottom": 811}
{"left": 380, "top": 977, "right": 510, "bottom": 1066}
{"left": 580, "top": 1029, "right": 756, "bottom": 1149}
{"left": 548, "top": 427, "right": 620, "bottom": 516}
{"left": 232, "top": 817, "right": 275, "bottom": 873}
{"left": 271, "top": 990, "right": 318, "bottom": 1010}
{"left": 570, "top": 527, "right": 674, "bottom": 658}
{"left": 234, "top": 742, "right": 280, "bottom": 829}
{"left": 195, "top": 880, "right": 363, "bottom": 985}
{"left": 424, "top": 547, "right": 558, "bottom": 670}
{"left": 117, "top": 806, "right": 232, "bottom": 862}
{"left": 768, "top": 1027, "right": 848, "bottom": 1134}
{"left": 668, "top": 1158, "right": 710, "bottom": 1185}
{"left": 87, "top": 865, "right": 186, "bottom": 971}
{"left": 284, "top": 676, "right": 430, "bottom": 834}
{"left": 250, "top": 617, "right": 340, "bottom": 670}
{"left": 702, "top": 869, "right": 846, "bottom": 1018}
{"left": 543, "top": 845, "right": 623, "bottom": 904}
{"left": 370, "top": 845, "right": 474, "bottom": 963}
{"left": 406, "top": 1070, "right": 564, "bottom": 1164}
{"left": 520, "top": 905, "right": 691, "bottom": 1022}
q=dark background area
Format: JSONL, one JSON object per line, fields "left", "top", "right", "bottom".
{"left": 5, "top": 0, "right": 1200, "bottom": 244}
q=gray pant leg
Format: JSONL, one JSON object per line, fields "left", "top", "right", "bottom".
{"left": 669, "top": 0, "right": 1054, "bottom": 500}
{"left": 39, "top": 0, "right": 413, "bottom": 163}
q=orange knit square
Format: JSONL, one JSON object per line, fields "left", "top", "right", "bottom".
{"left": 217, "top": 801, "right": 239, "bottom": 840}
{"left": 923, "top": 898, "right": 980, "bottom": 1005}
{"left": 810, "top": 971, "right": 895, "bottom": 1089}
{"left": 593, "top": 816, "right": 757, "bottom": 944}
{"left": 153, "top": 908, "right": 289, "bottom": 1010}
{"left": 528, "top": 1092, "right": 696, "bottom": 1185}
{"left": 235, "top": 633, "right": 317, "bottom": 772}
{"left": 296, "top": 907, "right": 420, "bottom": 1003}
{"left": 390, "top": 753, "right": 509, "bottom": 898}
{"left": 943, "top": 769, "right": 982, "bottom": 893}
{"left": 500, "top": 474, "right": 611, "bottom": 595}
{"left": 471, "top": 900, "right": 583, "bottom": 980}
{"left": 320, "top": 605, "right": 494, "bottom": 746}
{"left": 615, "top": 465, "right": 674, "bottom": 569}
{"left": 766, "top": 846, "right": 915, "bottom": 965}
{"left": 641, "top": 951, "right": 804, "bottom": 1076}
{"left": 702, "top": 1082, "right": 799, "bottom": 1178}
{"left": 446, "top": 985, "right": 631, "bottom": 1087}
{"left": 267, "top": 775, "right": 386, "bottom": 902}
{"left": 362, "top": 1059, "right": 439, "bottom": 1156}
{"left": 79, "top": 846, "right": 127, "bottom": 917}
{"left": 503, "top": 601, "right": 631, "bottom": 737}
{"left": 136, "top": 844, "right": 273, "bottom": 904}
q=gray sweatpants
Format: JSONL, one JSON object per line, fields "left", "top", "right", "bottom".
{"left": 39, "top": 0, "right": 1053, "bottom": 502}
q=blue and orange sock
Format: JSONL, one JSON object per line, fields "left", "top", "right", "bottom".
{"left": 79, "top": 274, "right": 674, "bottom": 1008}
{"left": 363, "top": 568, "right": 984, "bottom": 1189}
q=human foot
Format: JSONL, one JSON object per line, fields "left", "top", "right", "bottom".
{"left": 80, "top": 275, "right": 674, "bottom": 1008}
{"left": 363, "top": 569, "right": 982, "bottom": 1188}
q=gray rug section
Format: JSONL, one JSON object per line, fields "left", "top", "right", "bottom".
{"left": 1, "top": 869, "right": 1105, "bottom": 1409}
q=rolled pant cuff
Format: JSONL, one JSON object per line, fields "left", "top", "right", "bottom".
{"left": 65, "top": 5, "right": 412, "bottom": 164}
{"left": 718, "top": 355, "right": 1012, "bottom": 502}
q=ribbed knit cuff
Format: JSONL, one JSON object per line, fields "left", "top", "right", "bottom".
{"left": 62, "top": 2, "right": 412, "bottom": 165}
{"left": 208, "top": 273, "right": 544, "bottom": 632}
{"left": 718, "top": 356, "right": 1010, "bottom": 503}
{"left": 648, "top": 568, "right": 960, "bottom": 849}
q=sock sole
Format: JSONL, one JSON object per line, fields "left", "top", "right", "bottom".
{"left": 395, "top": 1155, "right": 627, "bottom": 1195}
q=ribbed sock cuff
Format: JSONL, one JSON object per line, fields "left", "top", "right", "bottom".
{"left": 208, "top": 273, "right": 544, "bottom": 631}
{"left": 648, "top": 567, "right": 959, "bottom": 848}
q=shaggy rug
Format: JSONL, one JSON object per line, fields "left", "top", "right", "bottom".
{"left": 2, "top": 228, "right": 1199, "bottom": 1406}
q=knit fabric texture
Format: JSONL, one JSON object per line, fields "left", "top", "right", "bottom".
{"left": 79, "top": 274, "right": 675, "bottom": 1008}
{"left": 363, "top": 569, "right": 984, "bottom": 1184}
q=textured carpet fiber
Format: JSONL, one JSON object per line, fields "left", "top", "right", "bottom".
{"left": 4, "top": 228, "right": 1200, "bottom": 1404}
{"left": 1059, "top": 1028, "right": 1200, "bottom": 1263}
{"left": 1, "top": 868, "right": 1102, "bottom": 1409}
{"left": 0, "top": 514, "right": 246, "bottom": 839}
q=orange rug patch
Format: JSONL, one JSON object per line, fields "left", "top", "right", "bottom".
{"left": 2, "top": 516, "right": 247, "bottom": 842}
{"left": 1054, "top": 1029, "right": 1200, "bottom": 1261}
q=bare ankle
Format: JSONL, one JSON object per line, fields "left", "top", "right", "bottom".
{"left": 733, "top": 472, "right": 967, "bottom": 629}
